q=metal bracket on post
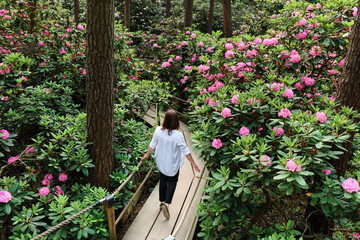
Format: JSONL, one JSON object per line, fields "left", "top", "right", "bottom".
{"left": 103, "top": 194, "right": 116, "bottom": 240}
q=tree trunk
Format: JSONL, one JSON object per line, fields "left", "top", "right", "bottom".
{"left": 166, "top": 0, "right": 171, "bottom": 18}
{"left": 28, "top": 0, "right": 37, "bottom": 34}
{"left": 184, "top": 0, "right": 193, "bottom": 28}
{"left": 86, "top": 0, "right": 115, "bottom": 189}
{"left": 207, "top": 0, "right": 215, "bottom": 33}
{"left": 74, "top": 0, "right": 80, "bottom": 26}
{"left": 124, "top": 0, "right": 130, "bottom": 30}
{"left": 221, "top": 0, "right": 232, "bottom": 37}
{"left": 305, "top": 4, "right": 360, "bottom": 235}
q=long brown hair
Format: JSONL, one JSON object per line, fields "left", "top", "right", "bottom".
{"left": 161, "top": 110, "right": 180, "bottom": 135}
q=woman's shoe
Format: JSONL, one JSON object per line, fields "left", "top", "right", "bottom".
{"left": 160, "top": 203, "right": 170, "bottom": 219}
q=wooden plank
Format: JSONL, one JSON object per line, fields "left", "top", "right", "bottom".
{"left": 122, "top": 183, "right": 161, "bottom": 240}
{"left": 104, "top": 200, "right": 116, "bottom": 240}
{"left": 146, "top": 161, "right": 195, "bottom": 240}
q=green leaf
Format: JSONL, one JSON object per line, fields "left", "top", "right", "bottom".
{"left": 4, "top": 203, "right": 11, "bottom": 215}
{"left": 9, "top": 183, "right": 20, "bottom": 195}
{"left": 274, "top": 173, "right": 290, "bottom": 180}
{"left": 213, "top": 215, "right": 221, "bottom": 226}
{"left": 315, "top": 142, "right": 323, "bottom": 149}
{"left": 286, "top": 186, "right": 294, "bottom": 195}
{"left": 213, "top": 181, "right": 225, "bottom": 190}
{"left": 82, "top": 168, "right": 89, "bottom": 176}
{"left": 294, "top": 175, "right": 307, "bottom": 187}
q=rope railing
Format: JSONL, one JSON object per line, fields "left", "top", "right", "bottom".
{"left": 31, "top": 160, "right": 145, "bottom": 240}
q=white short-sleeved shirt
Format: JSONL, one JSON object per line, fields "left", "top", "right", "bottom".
{"left": 149, "top": 126, "right": 191, "bottom": 177}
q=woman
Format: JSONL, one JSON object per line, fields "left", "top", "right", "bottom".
{"left": 141, "top": 110, "right": 200, "bottom": 219}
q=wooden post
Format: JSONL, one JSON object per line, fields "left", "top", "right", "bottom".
{"left": 103, "top": 194, "right": 116, "bottom": 240}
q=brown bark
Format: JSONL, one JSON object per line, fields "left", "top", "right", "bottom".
{"left": 166, "top": 0, "right": 171, "bottom": 18}
{"left": 28, "top": 0, "right": 37, "bottom": 34}
{"left": 86, "top": 0, "right": 115, "bottom": 189}
{"left": 207, "top": 0, "right": 215, "bottom": 33}
{"left": 336, "top": 4, "right": 360, "bottom": 112}
{"left": 184, "top": 0, "right": 193, "bottom": 28}
{"left": 74, "top": 0, "right": 80, "bottom": 26}
{"left": 221, "top": 0, "right": 232, "bottom": 37}
{"left": 124, "top": 0, "right": 130, "bottom": 30}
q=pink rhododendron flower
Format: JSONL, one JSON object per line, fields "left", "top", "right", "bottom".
{"left": 225, "top": 50, "right": 234, "bottom": 59}
{"left": 278, "top": 108, "right": 291, "bottom": 118}
{"left": 153, "top": 43, "right": 158, "bottom": 47}
{"left": 231, "top": 94, "right": 239, "bottom": 104}
{"left": 316, "top": 112, "right": 327, "bottom": 123}
{"left": 66, "top": 27, "right": 72, "bottom": 32}
{"left": 198, "top": 42, "right": 204, "bottom": 47}
{"left": 225, "top": 43, "right": 233, "bottom": 50}
{"left": 42, "top": 179, "right": 50, "bottom": 185}
{"left": 44, "top": 174, "right": 53, "bottom": 181}
{"left": 0, "top": 191, "right": 12, "bottom": 203}
{"left": 161, "top": 62, "right": 170, "bottom": 68}
{"left": 273, "top": 126, "right": 284, "bottom": 137}
{"left": 8, "top": 155, "right": 19, "bottom": 164}
{"left": 190, "top": 33, "right": 196, "bottom": 38}
{"left": 306, "top": 5, "right": 314, "bottom": 11}
{"left": 329, "top": 70, "right": 339, "bottom": 75}
{"left": 39, "top": 187, "right": 50, "bottom": 196}
{"left": 296, "top": 18, "right": 307, "bottom": 27}
{"left": 353, "top": 232, "right": 360, "bottom": 239}
{"left": 181, "top": 41, "right": 187, "bottom": 46}
{"left": 270, "top": 82, "right": 284, "bottom": 91}
{"left": 77, "top": 24, "right": 84, "bottom": 30}
{"left": 221, "top": 107, "right": 231, "bottom": 118}
{"left": 253, "top": 38, "right": 262, "bottom": 44}
{"left": 65, "top": 42, "right": 71, "bottom": 47}
{"left": 25, "top": 146, "right": 35, "bottom": 154}
{"left": 286, "top": 158, "right": 301, "bottom": 172}
{"left": 239, "top": 127, "right": 250, "bottom": 136}
{"left": 283, "top": 89, "right": 294, "bottom": 98}
{"left": 246, "top": 49, "right": 257, "bottom": 58}
{"left": 304, "top": 77, "right": 315, "bottom": 86}
{"left": 263, "top": 38, "right": 278, "bottom": 46}
{"left": 322, "top": 169, "right": 331, "bottom": 175}
{"left": 260, "top": 155, "right": 271, "bottom": 168}
{"left": 338, "top": 59, "right": 345, "bottom": 67}
{"left": 342, "top": 178, "right": 359, "bottom": 193}
{"left": 290, "top": 54, "right": 301, "bottom": 63}
{"left": 212, "top": 139, "right": 222, "bottom": 149}
{"left": 38, "top": 41, "right": 45, "bottom": 47}
{"left": 175, "top": 56, "right": 181, "bottom": 61}
{"left": 59, "top": 48, "right": 66, "bottom": 54}
{"left": 353, "top": 7, "right": 358, "bottom": 17}
{"left": 0, "top": 129, "right": 9, "bottom": 139}
{"left": 206, "top": 47, "right": 212, "bottom": 52}
{"left": 310, "top": 46, "right": 321, "bottom": 56}
{"left": 316, "top": 3, "right": 322, "bottom": 9}
{"left": 295, "top": 82, "right": 304, "bottom": 90}
{"left": 54, "top": 186, "right": 64, "bottom": 196}
{"left": 184, "top": 65, "right": 192, "bottom": 71}
{"left": 58, "top": 173, "right": 68, "bottom": 182}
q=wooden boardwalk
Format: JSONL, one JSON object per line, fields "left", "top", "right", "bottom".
{"left": 123, "top": 107, "right": 208, "bottom": 240}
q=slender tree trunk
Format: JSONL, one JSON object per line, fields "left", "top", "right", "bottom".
{"left": 124, "top": 0, "right": 130, "bottom": 30}
{"left": 74, "top": 0, "right": 79, "bottom": 26}
{"left": 86, "top": 0, "right": 115, "bottom": 189}
{"left": 221, "top": 0, "right": 232, "bottom": 37}
{"left": 207, "top": 0, "right": 215, "bottom": 33}
{"left": 184, "top": 0, "right": 193, "bottom": 28}
{"left": 166, "top": 0, "right": 171, "bottom": 18}
{"left": 305, "top": 4, "right": 360, "bottom": 235}
{"left": 28, "top": 0, "right": 37, "bottom": 34}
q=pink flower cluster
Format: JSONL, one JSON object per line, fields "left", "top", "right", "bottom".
{"left": 342, "top": 178, "right": 359, "bottom": 193}
{"left": 221, "top": 107, "right": 231, "bottom": 118}
{"left": 8, "top": 155, "right": 19, "bottom": 164}
{"left": 212, "top": 139, "right": 222, "bottom": 149}
{"left": 231, "top": 94, "right": 239, "bottom": 104}
{"left": 322, "top": 169, "right": 331, "bottom": 175}
{"left": 263, "top": 38, "right": 278, "bottom": 46}
{"left": 273, "top": 126, "right": 284, "bottom": 137}
{"left": 53, "top": 186, "right": 64, "bottom": 196}
{"left": 0, "top": 190, "right": 12, "bottom": 203}
{"left": 278, "top": 108, "right": 291, "bottom": 118}
{"left": 286, "top": 158, "right": 301, "bottom": 172}
{"left": 283, "top": 89, "right": 294, "bottom": 98}
{"left": 270, "top": 82, "right": 284, "bottom": 91}
{"left": 316, "top": 112, "right": 327, "bottom": 123}
{"left": 239, "top": 127, "right": 250, "bottom": 136}
{"left": 260, "top": 155, "right": 271, "bottom": 167}
{"left": 0, "top": 129, "right": 9, "bottom": 139}
{"left": 39, "top": 187, "right": 50, "bottom": 196}
{"left": 42, "top": 173, "right": 53, "bottom": 186}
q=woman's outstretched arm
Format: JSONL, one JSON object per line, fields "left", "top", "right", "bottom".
{"left": 185, "top": 153, "right": 200, "bottom": 172}
{"left": 141, "top": 147, "right": 154, "bottom": 161}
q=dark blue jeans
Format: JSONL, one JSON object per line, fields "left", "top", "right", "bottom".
{"left": 159, "top": 171, "right": 179, "bottom": 204}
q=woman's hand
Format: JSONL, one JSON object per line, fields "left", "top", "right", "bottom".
{"left": 193, "top": 163, "right": 200, "bottom": 173}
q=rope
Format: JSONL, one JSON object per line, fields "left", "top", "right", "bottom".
{"left": 31, "top": 160, "right": 144, "bottom": 240}
{"left": 171, "top": 166, "right": 206, "bottom": 237}
{"left": 31, "top": 205, "right": 94, "bottom": 240}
